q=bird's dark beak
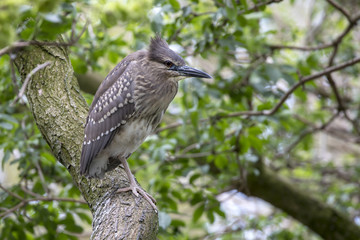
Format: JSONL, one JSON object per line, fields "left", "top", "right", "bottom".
{"left": 175, "top": 65, "right": 212, "bottom": 79}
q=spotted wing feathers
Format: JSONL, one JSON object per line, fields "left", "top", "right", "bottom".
{"left": 80, "top": 62, "right": 137, "bottom": 176}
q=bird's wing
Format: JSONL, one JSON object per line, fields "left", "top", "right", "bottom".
{"left": 80, "top": 61, "right": 137, "bottom": 176}
{"left": 88, "top": 51, "right": 145, "bottom": 113}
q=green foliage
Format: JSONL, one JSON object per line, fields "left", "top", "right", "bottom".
{"left": 1, "top": 0, "right": 360, "bottom": 239}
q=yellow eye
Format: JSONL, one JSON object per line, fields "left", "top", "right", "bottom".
{"left": 164, "top": 60, "right": 174, "bottom": 68}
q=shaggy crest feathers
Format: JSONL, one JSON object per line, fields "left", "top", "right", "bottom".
{"left": 148, "top": 35, "right": 185, "bottom": 65}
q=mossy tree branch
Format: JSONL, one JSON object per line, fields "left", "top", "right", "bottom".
{"left": 14, "top": 42, "right": 158, "bottom": 239}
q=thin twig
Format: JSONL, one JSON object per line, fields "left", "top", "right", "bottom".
{"left": 0, "top": 184, "right": 23, "bottom": 200}
{"left": 0, "top": 184, "right": 87, "bottom": 218}
{"left": 0, "top": 201, "right": 27, "bottom": 218}
{"left": 268, "top": 43, "right": 333, "bottom": 51}
{"left": 9, "top": 56, "right": 19, "bottom": 94}
{"left": 20, "top": 186, "right": 87, "bottom": 204}
{"left": 166, "top": 150, "right": 232, "bottom": 162}
{"left": 21, "top": 186, "right": 42, "bottom": 198}
{"left": 223, "top": 56, "right": 360, "bottom": 118}
{"left": 239, "top": 0, "right": 284, "bottom": 14}
{"left": 34, "top": 161, "right": 50, "bottom": 194}
{"left": 169, "top": 0, "right": 283, "bottom": 43}
{"left": 12, "top": 61, "right": 51, "bottom": 104}
{"left": 156, "top": 121, "right": 183, "bottom": 133}
{"left": 322, "top": 8, "right": 360, "bottom": 135}
{"left": 0, "top": 41, "right": 69, "bottom": 57}
{"left": 0, "top": 19, "right": 88, "bottom": 57}
{"left": 277, "top": 112, "right": 339, "bottom": 156}
{"left": 326, "top": 0, "right": 352, "bottom": 23}
{"left": 269, "top": 12, "right": 360, "bottom": 52}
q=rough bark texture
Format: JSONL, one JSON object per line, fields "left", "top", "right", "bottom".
{"left": 243, "top": 161, "right": 360, "bottom": 240}
{"left": 14, "top": 43, "right": 158, "bottom": 239}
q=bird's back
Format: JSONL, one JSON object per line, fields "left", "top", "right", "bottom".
{"left": 80, "top": 51, "right": 147, "bottom": 176}
{"left": 80, "top": 50, "right": 178, "bottom": 178}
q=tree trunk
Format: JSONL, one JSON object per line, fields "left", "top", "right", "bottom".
{"left": 14, "top": 42, "right": 158, "bottom": 239}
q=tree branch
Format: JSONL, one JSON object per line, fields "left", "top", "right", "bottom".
{"left": 0, "top": 183, "right": 87, "bottom": 219}
{"left": 326, "top": 0, "right": 352, "bottom": 22}
{"left": 233, "top": 161, "right": 360, "bottom": 240}
{"left": 13, "top": 40, "right": 158, "bottom": 239}
{"left": 239, "top": 0, "right": 284, "bottom": 14}
{"left": 277, "top": 111, "right": 339, "bottom": 157}
{"left": 268, "top": 43, "right": 333, "bottom": 51}
{"left": 268, "top": 11, "right": 360, "bottom": 52}
{"left": 0, "top": 19, "right": 88, "bottom": 57}
{"left": 222, "top": 56, "right": 360, "bottom": 118}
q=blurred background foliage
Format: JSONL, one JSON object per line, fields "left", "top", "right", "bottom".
{"left": 1, "top": 0, "right": 360, "bottom": 239}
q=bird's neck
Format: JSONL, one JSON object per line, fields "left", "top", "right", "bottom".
{"left": 134, "top": 77, "right": 178, "bottom": 118}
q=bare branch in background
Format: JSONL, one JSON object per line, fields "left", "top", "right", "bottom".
{"left": 326, "top": 0, "right": 352, "bottom": 22}
{"left": 9, "top": 55, "right": 18, "bottom": 94}
{"left": 221, "top": 56, "right": 360, "bottom": 118}
{"left": 268, "top": 12, "right": 360, "bottom": 52}
{"left": 239, "top": 0, "right": 284, "bottom": 14}
{"left": 277, "top": 112, "right": 340, "bottom": 157}
{"left": 0, "top": 19, "right": 88, "bottom": 57}
{"left": 0, "top": 184, "right": 86, "bottom": 219}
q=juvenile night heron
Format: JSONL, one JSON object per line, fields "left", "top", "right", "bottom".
{"left": 80, "top": 36, "right": 211, "bottom": 211}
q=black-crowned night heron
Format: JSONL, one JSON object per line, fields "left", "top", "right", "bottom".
{"left": 80, "top": 36, "right": 211, "bottom": 211}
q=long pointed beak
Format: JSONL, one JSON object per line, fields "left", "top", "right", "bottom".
{"left": 175, "top": 65, "right": 212, "bottom": 79}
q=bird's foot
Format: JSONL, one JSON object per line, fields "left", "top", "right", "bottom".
{"left": 116, "top": 184, "right": 158, "bottom": 213}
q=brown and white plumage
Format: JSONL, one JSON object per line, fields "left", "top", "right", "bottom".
{"left": 80, "top": 36, "right": 211, "bottom": 210}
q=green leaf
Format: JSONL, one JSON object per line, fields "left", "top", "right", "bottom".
{"left": 190, "top": 110, "right": 199, "bottom": 129}
{"left": 214, "top": 206, "right": 226, "bottom": 218}
{"left": 207, "top": 210, "right": 215, "bottom": 223}
{"left": 214, "top": 155, "right": 228, "bottom": 170}
{"left": 170, "top": 219, "right": 186, "bottom": 227}
{"left": 190, "top": 192, "right": 203, "bottom": 206}
{"left": 1, "top": 150, "right": 11, "bottom": 168}
{"left": 257, "top": 101, "right": 273, "bottom": 111}
{"left": 237, "top": 15, "right": 247, "bottom": 27}
{"left": 192, "top": 203, "right": 205, "bottom": 222}
{"left": 163, "top": 196, "right": 178, "bottom": 211}
{"left": 189, "top": 173, "right": 201, "bottom": 184}
{"left": 248, "top": 135, "right": 263, "bottom": 152}
{"left": 239, "top": 135, "right": 250, "bottom": 154}
{"left": 240, "top": 0, "right": 248, "bottom": 9}
{"left": 225, "top": 7, "right": 237, "bottom": 20}
{"left": 169, "top": 0, "right": 180, "bottom": 11}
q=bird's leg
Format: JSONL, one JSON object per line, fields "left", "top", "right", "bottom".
{"left": 116, "top": 157, "right": 157, "bottom": 212}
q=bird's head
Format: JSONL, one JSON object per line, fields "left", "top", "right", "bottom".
{"left": 147, "top": 35, "right": 212, "bottom": 80}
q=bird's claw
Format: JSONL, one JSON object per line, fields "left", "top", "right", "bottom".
{"left": 132, "top": 187, "right": 139, "bottom": 197}
{"left": 116, "top": 185, "right": 158, "bottom": 213}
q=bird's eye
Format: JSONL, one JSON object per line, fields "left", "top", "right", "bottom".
{"left": 164, "top": 60, "right": 174, "bottom": 68}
